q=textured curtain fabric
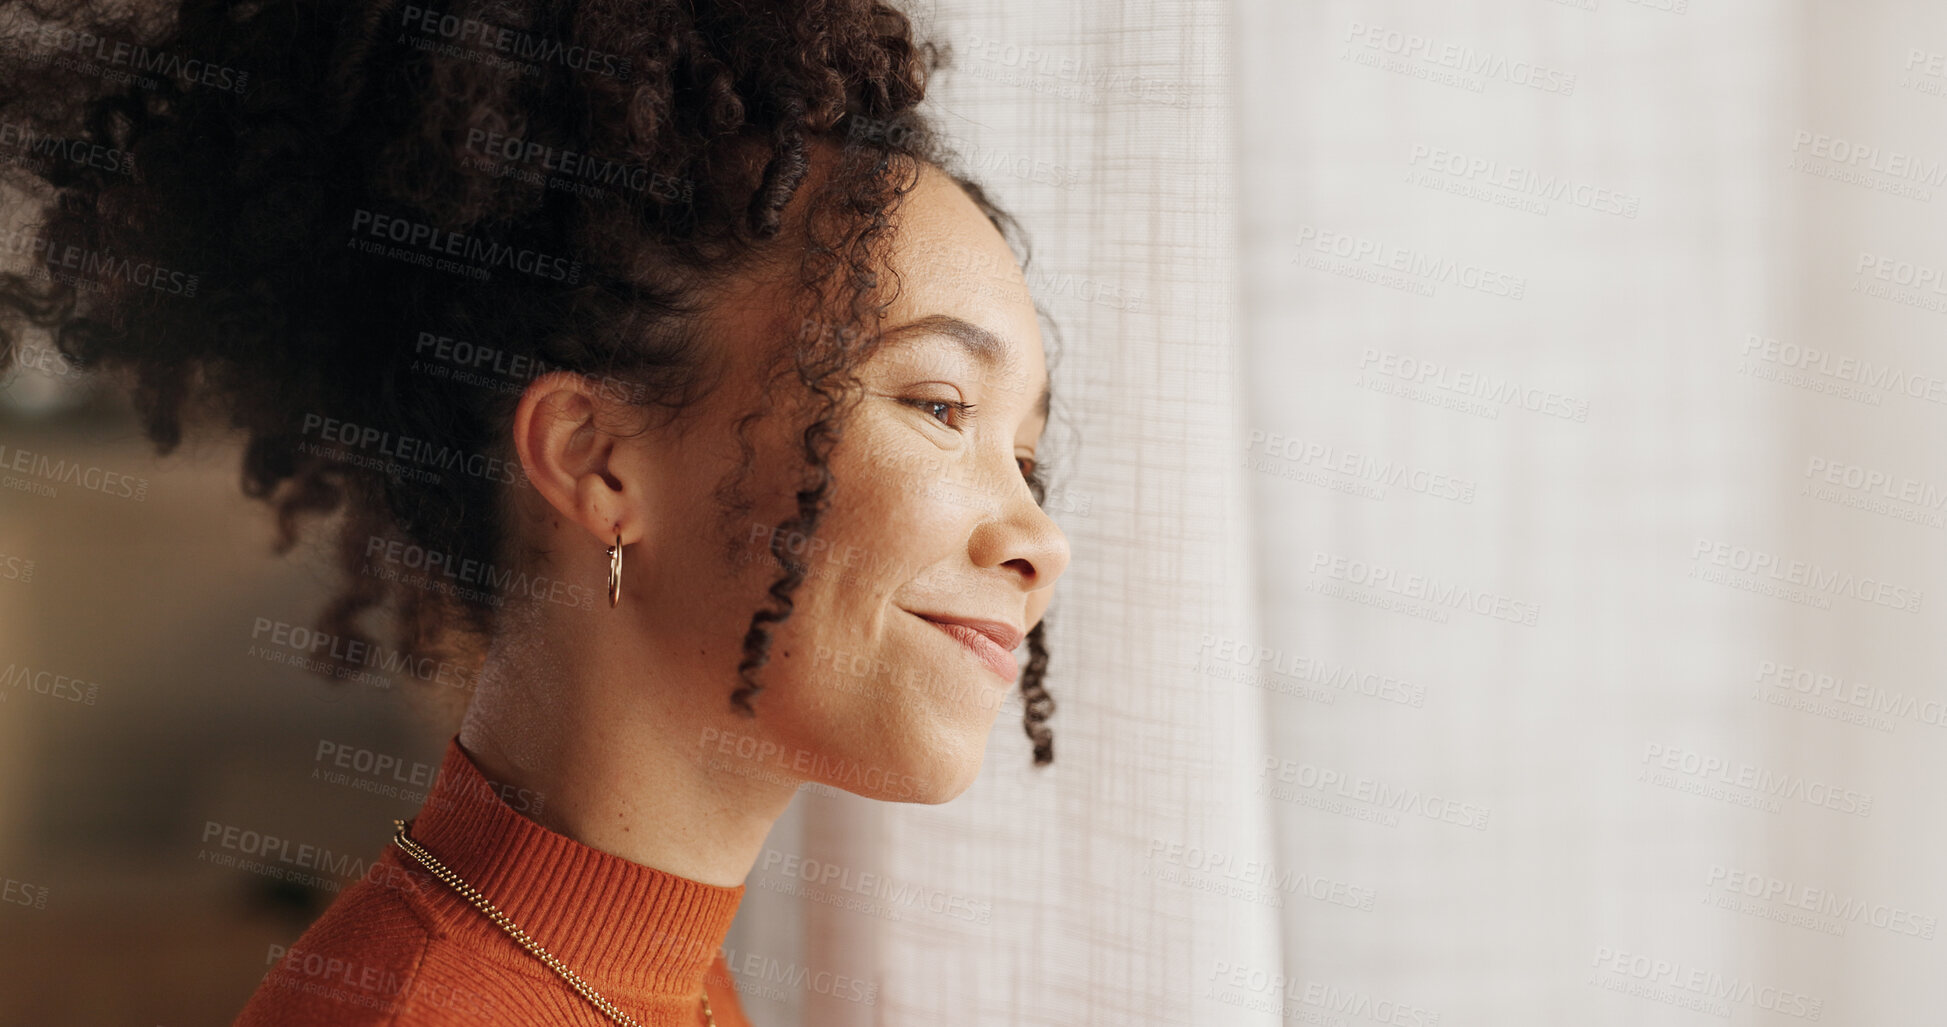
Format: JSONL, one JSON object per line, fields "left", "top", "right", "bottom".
{"left": 736, "top": 1, "right": 1947, "bottom": 1024}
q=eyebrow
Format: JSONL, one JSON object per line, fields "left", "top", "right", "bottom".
{"left": 882, "top": 313, "right": 1051, "bottom": 422}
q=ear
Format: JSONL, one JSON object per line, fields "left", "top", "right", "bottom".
{"left": 512, "top": 370, "right": 643, "bottom": 546}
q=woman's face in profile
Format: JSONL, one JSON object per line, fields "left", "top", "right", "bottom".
{"left": 624, "top": 163, "right": 1069, "bottom": 803}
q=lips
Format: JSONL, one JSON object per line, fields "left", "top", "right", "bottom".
{"left": 908, "top": 611, "right": 1024, "bottom": 681}
{"left": 907, "top": 613, "right": 1025, "bottom": 653}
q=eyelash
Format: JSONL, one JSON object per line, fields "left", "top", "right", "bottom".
{"left": 907, "top": 397, "right": 978, "bottom": 428}
{"left": 903, "top": 397, "right": 1047, "bottom": 501}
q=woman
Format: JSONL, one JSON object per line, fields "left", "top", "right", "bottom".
{"left": 0, "top": 0, "right": 1070, "bottom": 1023}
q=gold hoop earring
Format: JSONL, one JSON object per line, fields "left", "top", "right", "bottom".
{"left": 606, "top": 534, "right": 622, "bottom": 608}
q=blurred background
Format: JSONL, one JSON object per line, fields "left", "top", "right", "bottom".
{"left": 7, "top": 0, "right": 1947, "bottom": 1024}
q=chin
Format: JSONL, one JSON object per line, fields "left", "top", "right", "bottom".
{"left": 820, "top": 729, "right": 988, "bottom": 805}
{"left": 905, "top": 751, "right": 985, "bottom": 805}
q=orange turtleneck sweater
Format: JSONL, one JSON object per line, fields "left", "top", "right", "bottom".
{"left": 232, "top": 735, "right": 753, "bottom": 1026}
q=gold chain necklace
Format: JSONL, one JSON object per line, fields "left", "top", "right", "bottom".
{"left": 391, "top": 818, "right": 716, "bottom": 1027}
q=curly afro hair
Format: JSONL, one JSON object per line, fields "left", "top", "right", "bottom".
{"left": 0, "top": 0, "right": 1059, "bottom": 765}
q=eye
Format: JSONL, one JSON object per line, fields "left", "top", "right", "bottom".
{"left": 902, "top": 397, "right": 977, "bottom": 429}
{"left": 1020, "top": 457, "right": 1047, "bottom": 505}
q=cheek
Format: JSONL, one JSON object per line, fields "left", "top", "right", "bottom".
{"left": 765, "top": 443, "right": 992, "bottom": 718}
{"left": 826, "top": 423, "right": 972, "bottom": 570}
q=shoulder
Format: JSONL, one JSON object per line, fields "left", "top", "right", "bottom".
{"left": 703, "top": 949, "right": 756, "bottom": 1027}
{"left": 231, "top": 850, "right": 610, "bottom": 1026}
{"left": 231, "top": 853, "right": 456, "bottom": 1026}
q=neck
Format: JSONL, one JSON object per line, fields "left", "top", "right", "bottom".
{"left": 456, "top": 611, "right": 801, "bottom": 888}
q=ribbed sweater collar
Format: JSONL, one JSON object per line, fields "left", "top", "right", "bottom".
{"left": 398, "top": 734, "right": 745, "bottom": 1001}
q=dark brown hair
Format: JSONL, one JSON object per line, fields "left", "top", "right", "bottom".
{"left": 0, "top": 0, "right": 1059, "bottom": 763}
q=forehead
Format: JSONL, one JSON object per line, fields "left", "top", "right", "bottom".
{"left": 878, "top": 166, "right": 1047, "bottom": 410}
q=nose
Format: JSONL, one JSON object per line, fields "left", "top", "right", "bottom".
{"left": 970, "top": 474, "right": 1071, "bottom": 593}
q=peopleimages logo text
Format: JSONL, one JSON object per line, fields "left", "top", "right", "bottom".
{"left": 1690, "top": 538, "right": 1923, "bottom": 613}
{"left": 1309, "top": 550, "right": 1541, "bottom": 626}
{"left": 349, "top": 208, "right": 582, "bottom": 283}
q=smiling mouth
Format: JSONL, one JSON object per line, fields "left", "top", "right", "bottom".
{"left": 909, "top": 611, "right": 1019, "bottom": 683}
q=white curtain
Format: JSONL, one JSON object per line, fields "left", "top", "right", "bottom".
{"left": 735, "top": 1, "right": 1947, "bottom": 1024}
